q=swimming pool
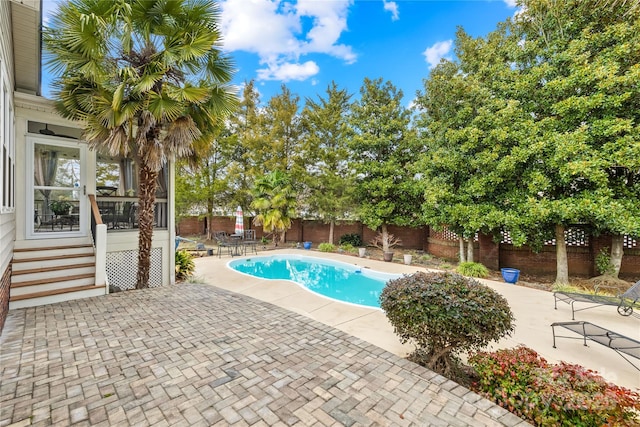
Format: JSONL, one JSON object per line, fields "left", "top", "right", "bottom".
{"left": 228, "top": 254, "right": 401, "bottom": 308}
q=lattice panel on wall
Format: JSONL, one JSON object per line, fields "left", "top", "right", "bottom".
{"left": 545, "top": 227, "right": 589, "bottom": 247}
{"left": 501, "top": 228, "right": 590, "bottom": 246}
{"left": 500, "top": 230, "right": 513, "bottom": 244}
{"left": 429, "top": 227, "right": 459, "bottom": 241}
{"left": 106, "top": 248, "right": 163, "bottom": 291}
{"left": 624, "top": 235, "right": 638, "bottom": 249}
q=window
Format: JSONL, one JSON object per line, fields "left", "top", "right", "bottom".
{"left": 0, "top": 61, "right": 14, "bottom": 212}
{"left": 96, "top": 153, "right": 169, "bottom": 230}
{"left": 96, "top": 153, "right": 168, "bottom": 198}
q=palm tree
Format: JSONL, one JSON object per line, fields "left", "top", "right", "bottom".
{"left": 44, "top": 0, "right": 237, "bottom": 288}
{"left": 251, "top": 170, "right": 297, "bottom": 246}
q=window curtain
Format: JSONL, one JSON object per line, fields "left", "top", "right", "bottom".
{"left": 34, "top": 147, "right": 58, "bottom": 216}
{"left": 156, "top": 164, "right": 168, "bottom": 198}
{"left": 119, "top": 157, "right": 135, "bottom": 196}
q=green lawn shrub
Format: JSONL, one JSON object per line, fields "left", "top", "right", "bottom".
{"left": 339, "top": 243, "right": 355, "bottom": 253}
{"left": 595, "top": 247, "right": 615, "bottom": 275}
{"left": 380, "top": 271, "right": 514, "bottom": 380}
{"left": 175, "top": 250, "right": 195, "bottom": 280}
{"left": 339, "top": 233, "right": 363, "bottom": 247}
{"left": 469, "top": 347, "right": 640, "bottom": 426}
{"left": 457, "top": 261, "right": 489, "bottom": 278}
{"left": 318, "top": 242, "right": 336, "bottom": 252}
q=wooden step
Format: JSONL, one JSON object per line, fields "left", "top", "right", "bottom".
{"left": 12, "top": 262, "right": 96, "bottom": 276}
{"left": 11, "top": 273, "right": 95, "bottom": 288}
{"left": 13, "top": 244, "right": 93, "bottom": 252}
{"left": 12, "top": 253, "right": 94, "bottom": 263}
{"left": 9, "top": 284, "right": 101, "bottom": 302}
{"left": 11, "top": 255, "right": 95, "bottom": 273}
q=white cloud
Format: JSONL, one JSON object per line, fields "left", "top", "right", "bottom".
{"left": 220, "top": 0, "right": 355, "bottom": 82}
{"left": 220, "top": 0, "right": 300, "bottom": 57}
{"left": 383, "top": 1, "right": 399, "bottom": 21}
{"left": 42, "top": 0, "right": 61, "bottom": 26}
{"left": 423, "top": 40, "right": 453, "bottom": 69}
{"left": 503, "top": 0, "right": 518, "bottom": 7}
{"left": 257, "top": 60, "right": 320, "bottom": 81}
{"left": 297, "top": 0, "right": 356, "bottom": 63}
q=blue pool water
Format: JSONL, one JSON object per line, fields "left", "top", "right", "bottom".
{"left": 228, "top": 255, "right": 400, "bottom": 308}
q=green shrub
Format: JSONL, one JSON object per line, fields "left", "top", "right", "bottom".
{"left": 318, "top": 242, "right": 336, "bottom": 252}
{"left": 339, "top": 233, "right": 363, "bottom": 247}
{"left": 470, "top": 347, "right": 640, "bottom": 426}
{"left": 339, "top": 243, "right": 355, "bottom": 252}
{"left": 380, "top": 271, "right": 514, "bottom": 379}
{"left": 175, "top": 250, "right": 195, "bottom": 280}
{"left": 457, "top": 262, "right": 489, "bottom": 278}
{"left": 595, "top": 247, "right": 615, "bottom": 275}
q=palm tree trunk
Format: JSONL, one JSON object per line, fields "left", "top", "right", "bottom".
{"left": 136, "top": 164, "right": 159, "bottom": 289}
{"left": 555, "top": 224, "right": 569, "bottom": 284}
{"left": 467, "top": 237, "right": 474, "bottom": 263}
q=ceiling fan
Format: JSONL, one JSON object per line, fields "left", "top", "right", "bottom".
{"left": 39, "top": 124, "right": 55, "bottom": 135}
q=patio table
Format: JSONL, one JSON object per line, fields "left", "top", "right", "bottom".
{"left": 229, "top": 233, "right": 244, "bottom": 256}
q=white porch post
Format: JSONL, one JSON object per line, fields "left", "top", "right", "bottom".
{"left": 94, "top": 223, "right": 108, "bottom": 292}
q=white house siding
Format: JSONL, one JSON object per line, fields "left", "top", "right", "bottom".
{"left": 0, "top": 0, "right": 15, "bottom": 332}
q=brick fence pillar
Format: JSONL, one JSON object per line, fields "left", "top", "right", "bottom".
{"left": 478, "top": 232, "right": 500, "bottom": 271}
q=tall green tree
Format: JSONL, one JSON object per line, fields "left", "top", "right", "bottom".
{"left": 349, "top": 78, "right": 421, "bottom": 252}
{"left": 44, "top": 0, "right": 237, "bottom": 288}
{"left": 301, "top": 82, "right": 355, "bottom": 244}
{"left": 224, "top": 80, "right": 264, "bottom": 215}
{"left": 262, "top": 85, "right": 304, "bottom": 176}
{"left": 415, "top": 26, "right": 535, "bottom": 262}
{"left": 511, "top": 0, "right": 640, "bottom": 281}
{"left": 251, "top": 170, "right": 297, "bottom": 245}
{"left": 176, "top": 127, "right": 232, "bottom": 239}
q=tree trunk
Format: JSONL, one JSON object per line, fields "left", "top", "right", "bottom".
{"left": 467, "top": 237, "right": 474, "bottom": 263}
{"left": 381, "top": 224, "right": 390, "bottom": 253}
{"left": 459, "top": 237, "right": 466, "bottom": 263}
{"left": 610, "top": 235, "right": 624, "bottom": 278}
{"left": 206, "top": 200, "right": 214, "bottom": 240}
{"left": 136, "top": 163, "right": 159, "bottom": 289}
{"left": 329, "top": 220, "right": 335, "bottom": 245}
{"left": 555, "top": 224, "right": 569, "bottom": 284}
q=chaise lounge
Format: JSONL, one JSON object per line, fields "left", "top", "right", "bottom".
{"left": 553, "top": 280, "right": 640, "bottom": 320}
{"left": 551, "top": 321, "right": 640, "bottom": 371}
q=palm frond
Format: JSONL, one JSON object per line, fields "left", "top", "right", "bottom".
{"left": 163, "top": 116, "right": 200, "bottom": 158}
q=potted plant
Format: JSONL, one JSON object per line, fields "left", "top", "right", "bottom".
{"left": 50, "top": 199, "right": 73, "bottom": 216}
{"left": 370, "top": 232, "right": 402, "bottom": 262}
{"left": 260, "top": 236, "right": 269, "bottom": 250}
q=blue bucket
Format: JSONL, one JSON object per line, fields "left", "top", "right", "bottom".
{"left": 303, "top": 241, "right": 312, "bottom": 250}
{"left": 501, "top": 268, "right": 520, "bottom": 284}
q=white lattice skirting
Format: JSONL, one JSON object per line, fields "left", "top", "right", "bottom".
{"left": 106, "top": 248, "right": 163, "bottom": 291}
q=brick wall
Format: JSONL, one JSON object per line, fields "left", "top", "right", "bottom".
{"left": 0, "top": 264, "right": 11, "bottom": 334}
{"left": 176, "top": 216, "right": 205, "bottom": 235}
{"left": 177, "top": 216, "right": 640, "bottom": 280}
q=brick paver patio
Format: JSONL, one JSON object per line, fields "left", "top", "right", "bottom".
{"left": 0, "top": 284, "right": 529, "bottom": 426}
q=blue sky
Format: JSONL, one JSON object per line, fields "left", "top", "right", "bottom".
{"left": 42, "top": 0, "right": 519, "bottom": 107}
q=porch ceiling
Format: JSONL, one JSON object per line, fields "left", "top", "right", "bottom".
{"left": 11, "top": 0, "right": 41, "bottom": 95}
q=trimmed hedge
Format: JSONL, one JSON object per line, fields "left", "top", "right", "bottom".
{"left": 380, "top": 271, "right": 514, "bottom": 379}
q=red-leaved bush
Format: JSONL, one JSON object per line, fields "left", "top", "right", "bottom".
{"left": 469, "top": 346, "right": 640, "bottom": 426}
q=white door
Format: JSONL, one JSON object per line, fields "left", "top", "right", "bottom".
{"left": 27, "top": 136, "right": 87, "bottom": 239}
